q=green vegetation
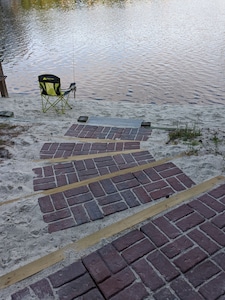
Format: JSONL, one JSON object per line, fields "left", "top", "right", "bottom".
{"left": 168, "top": 124, "right": 201, "bottom": 143}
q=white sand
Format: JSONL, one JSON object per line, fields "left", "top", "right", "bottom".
{"left": 1, "top": 95, "right": 225, "bottom": 298}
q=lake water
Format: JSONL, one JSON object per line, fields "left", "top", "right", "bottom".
{"left": 1, "top": 0, "right": 225, "bottom": 104}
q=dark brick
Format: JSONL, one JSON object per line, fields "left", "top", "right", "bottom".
{"left": 174, "top": 247, "right": 207, "bottom": 273}
{"left": 200, "top": 222, "right": 225, "bottom": 246}
{"left": 71, "top": 205, "right": 89, "bottom": 225}
{"left": 51, "top": 193, "right": 68, "bottom": 210}
{"left": 112, "top": 229, "right": 145, "bottom": 251}
{"left": 67, "top": 192, "right": 93, "bottom": 205}
{"left": 98, "top": 244, "right": 126, "bottom": 274}
{"left": 85, "top": 201, "right": 104, "bottom": 220}
{"left": 185, "top": 260, "right": 220, "bottom": 288}
{"left": 209, "top": 184, "right": 225, "bottom": 199}
{"left": 48, "top": 261, "right": 86, "bottom": 288}
{"left": 133, "top": 186, "right": 151, "bottom": 203}
{"left": 100, "top": 178, "right": 117, "bottom": 194}
{"left": 188, "top": 228, "right": 220, "bottom": 254}
{"left": 141, "top": 222, "right": 169, "bottom": 247}
{"left": 153, "top": 287, "right": 176, "bottom": 300}
{"left": 113, "top": 154, "right": 126, "bottom": 165}
{"left": 82, "top": 251, "right": 111, "bottom": 283}
{"left": 98, "top": 193, "right": 122, "bottom": 206}
{"left": 110, "top": 282, "right": 148, "bottom": 300}
{"left": 147, "top": 250, "right": 179, "bottom": 282}
{"left": 43, "top": 165, "right": 54, "bottom": 177}
{"left": 132, "top": 258, "right": 164, "bottom": 291}
{"left": 160, "top": 167, "right": 182, "bottom": 178}
{"left": 11, "top": 287, "right": 32, "bottom": 300}
{"left": 133, "top": 170, "right": 150, "bottom": 184}
{"left": 76, "top": 288, "right": 105, "bottom": 300}
{"left": 153, "top": 216, "right": 180, "bottom": 239}
{"left": 34, "top": 181, "right": 56, "bottom": 191}
{"left": 89, "top": 181, "right": 106, "bottom": 197}
{"left": 84, "top": 158, "right": 96, "bottom": 169}
{"left": 43, "top": 208, "right": 71, "bottom": 223}
{"left": 121, "top": 190, "right": 140, "bottom": 207}
{"left": 56, "top": 174, "right": 68, "bottom": 187}
{"left": 112, "top": 173, "right": 134, "bottom": 183}
{"left": 212, "top": 211, "right": 225, "bottom": 228}
{"left": 189, "top": 199, "right": 216, "bottom": 219}
{"left": 64, "top": 186, "right": 89, "bottom": 198}
{"left": 165, "top": 204, "right": 193, "bottom": 222}
{"left": 144, "top": 180, "right": 167, "bottom": 192}
{"left": 33, "top": 167, "right": 42, "bottom": 177}
{"left": 177, "top": 173, "right": 195, "bottom": 188}
{"left": 154, "top": 162, "right": 175, "bottom": 172}
{"left": 116, "top": 178, "right": 140, "bottom": 191}
{"left": 57, "top": 273, "right": 95, "bottom": 300}
{"left": 74, "top": 160, "right": 85, "bottom": 171}
{"left": 122, "top": 238, "right": 155, "bottom": 264}
{"left": 176, "top": 212, "right": 205, "bottom": 231}
{"left": 199, "top": 272, "right": 225, "bottom": 300}
{"left": 98, "top": 267, "right": 135, "bottom": 299}
{"left": 30, "top": 278, "right": 54, "bottom": 299}
{"left": 166, "top": 177, "right": 186, "bottom": 191}
{"left": 171, "top": 277, "right": 204, "bottom": 300}
{"left": 67, "top": 172, "right": 78, "bottom": 184}
{"left": 102, "top": 201, "right": 128, "bottom": 216}
{"left": 48, "top": 218, "right": 75, "bottom": 233}
{"left": 161, "top": 236, "right": 193, "bottom": 259}
{"left": 144, "top": 167, "right": 161, "bottom": 181}
{"left": 150, "top": 187, "right": 174, "bottom": 200}
{"left": 38, "top": 196, "right": 54, "bottom": 213}
{"left": 79, "top": 169, "right": 99, "bottom": 180}
{"left": 199, "top": 194, "right": 225, "bottom": 212}
{"left": 213, "top": 252, "right": 225, "bottom": 271}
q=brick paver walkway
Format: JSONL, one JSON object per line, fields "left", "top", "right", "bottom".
{"left": 33, "top": 150, "right": 155, "bottom": 191}
{"left": 64, "top": 124, "right": 151, "bottom": 141}
{"left": 39, "top": 141, "right": 141, "bottom": 159}
{"left": 11, "top": 183, "right": 225, "bottom": 300}
{"left": 38, "top": 162, "right": 195, "bottom": 233}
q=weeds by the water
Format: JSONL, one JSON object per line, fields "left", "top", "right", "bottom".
{"left": 168, "top": 124, "right": 201, "bottom": 143}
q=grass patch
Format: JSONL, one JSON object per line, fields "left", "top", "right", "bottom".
{"left": 168, "top": 124, "right": 201, "bottom": 143}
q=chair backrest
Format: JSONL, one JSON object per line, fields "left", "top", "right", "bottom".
{"left": 38, "top": 74, "right": 61, "bottom": 96}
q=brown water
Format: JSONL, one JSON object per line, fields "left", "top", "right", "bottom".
{"left": 1, "top": 0, "right": 225, "bottom": 104}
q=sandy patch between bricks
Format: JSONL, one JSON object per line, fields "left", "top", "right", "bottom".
{"left": 0, "top": 96, "right": 225, "bottom": 298}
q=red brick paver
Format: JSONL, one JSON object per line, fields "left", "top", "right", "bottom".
{"left": 33, "top": 151, "right": 155, "bottom": 191}
{"left": 39, "top": 141, "right": 141, "bottom": 159}
{"left": 11, "top": 183, "right": 225, "bottom": 300}
{"left": 64, "top": 124, "right": 151, "bottom": 141}
{"left": 37, "top": 162, "right": 195, "bottom": 233}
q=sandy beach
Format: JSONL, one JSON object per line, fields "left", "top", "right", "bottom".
{"left": 1, "top": 95, "right": 225, "bottom": 299}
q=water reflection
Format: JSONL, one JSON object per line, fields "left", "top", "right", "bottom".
{"left": 1, "top": 0, "right": 225, "bottom": 104}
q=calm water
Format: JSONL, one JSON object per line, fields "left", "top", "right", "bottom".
{"left": 1, "top": 0, "right": 225, "bottom": 104}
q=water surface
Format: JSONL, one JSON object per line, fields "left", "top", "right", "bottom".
{"left": 1, "top": 0, "right": 225, "bottom": 104}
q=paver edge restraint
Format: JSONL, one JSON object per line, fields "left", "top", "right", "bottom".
{"left": 0, "top": 153, "right": 184, "bottom": 207}
{"left": 0, "top": 175, "right": 224, "bottom": 290}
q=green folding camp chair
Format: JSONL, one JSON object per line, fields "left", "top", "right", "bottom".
{"left": 38, "top": 74, "right": 76, "bottom": 114}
